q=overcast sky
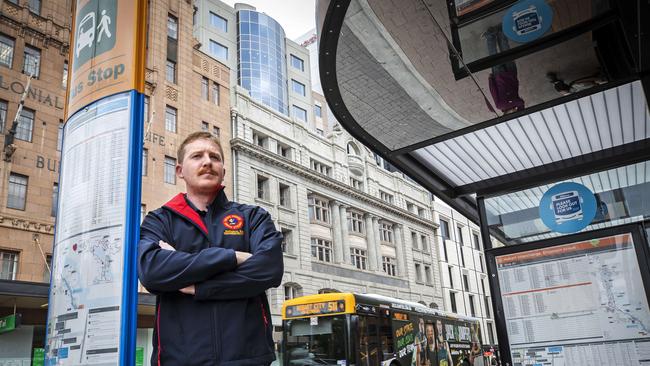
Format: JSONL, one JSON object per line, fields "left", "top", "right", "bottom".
{"left": 220, "top": 0, "right": 317, "bottom": 40}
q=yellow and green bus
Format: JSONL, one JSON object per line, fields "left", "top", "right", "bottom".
{"left": 282, "top": 293, "right": 484, "bottom": 366}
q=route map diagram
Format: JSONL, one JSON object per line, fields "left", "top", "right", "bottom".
{"left": 496, "top": 234, "right": 650, "bottom": 366}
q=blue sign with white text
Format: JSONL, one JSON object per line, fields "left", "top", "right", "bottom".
{"left": 539, "top": 182, "right": 597, "bottom": 234}
{"left": 502, "top": 0, "right": 553, "bottom": 43}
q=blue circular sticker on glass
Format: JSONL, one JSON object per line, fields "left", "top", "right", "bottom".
{"left": 502, "top": 0, "right": 553, "bottom": 43}
{"left": 539, "top": 182, "right": 597, "bottom": 234}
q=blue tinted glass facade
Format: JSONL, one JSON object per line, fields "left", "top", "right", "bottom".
{"left": 237, "top": 10, "right": 288, "bottom": 115}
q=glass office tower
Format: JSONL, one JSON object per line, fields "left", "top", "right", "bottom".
{"left": 237, "top": 10, "right": 288, "bottom": 115}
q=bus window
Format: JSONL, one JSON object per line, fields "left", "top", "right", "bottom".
{"left": 379, "top": 313, "right": 394, "bottom": 360}
{"left": 358, "top": 315, "right": 381, "bottom": 366}
{"left": 284, "top": 315, "right": 347, "bottom": 365}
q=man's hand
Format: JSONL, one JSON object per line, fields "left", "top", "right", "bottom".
{"left": 235, "top": 251, "right": 252, "bottom": 265}
{"left": 159, "top": 240, "right": 175, "bottom": 251}
{"left": 179, "top": 285, "right": 195, "bottom": 295}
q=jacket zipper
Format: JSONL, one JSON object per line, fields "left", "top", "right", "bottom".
{"left": 260, "top": 297, "right": 269, "bottom": 327}
{"left": 211, "top": 306, "right": 219, "bottom": 362}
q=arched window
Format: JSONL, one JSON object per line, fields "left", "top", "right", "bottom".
{"left": 283, "top": 282, "right": 302, "bottom": 300}
{"left": 347, "top": 142, "right": 360, "bottom": 155}
{"left": 429, "top": 302, "right": 439, "bottom": 309}
{"left": 418, "top": 301, "right": 427, "bottom": 306}
{"left": 318, "top": 288, "right": 340, "bottom": 294}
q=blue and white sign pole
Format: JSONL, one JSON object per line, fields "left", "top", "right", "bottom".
{"left": 45, "top": 1, "right": 147, "bottom": 365}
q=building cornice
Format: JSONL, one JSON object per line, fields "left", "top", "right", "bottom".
{"left": 0, "top": 214, "right": 55, "bottom": 235}
{"left": 231, "top": 138, "right": 439, "bottom": 229}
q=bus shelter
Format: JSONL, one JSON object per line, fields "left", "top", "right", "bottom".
{"left": 316, "top": 0, "right": 650, "bottom": 364}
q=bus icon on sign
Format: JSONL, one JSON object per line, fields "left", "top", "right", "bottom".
{"left": 76, "top": 12, "right": 96, "bottom": 58}
{"left": 550, "top": 191, "right": 583, "bottom": 224}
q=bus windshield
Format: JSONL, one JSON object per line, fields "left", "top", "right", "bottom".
{"left": 284, "top": 315, "right": 347, "bottom": 366}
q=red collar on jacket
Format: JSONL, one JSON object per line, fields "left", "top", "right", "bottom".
{"left": 163, "top": 186, "right": 224, "bottom": 235}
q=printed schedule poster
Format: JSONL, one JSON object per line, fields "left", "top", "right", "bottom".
{"left": 496, "top": 233, "right": 650, "bottom": 366}
{"left": 46, "top": 93, "right": 132, "bottom": 365}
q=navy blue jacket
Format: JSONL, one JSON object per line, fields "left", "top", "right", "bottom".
{"left": 138, "top": 189, "right": 283, "bottom": 365}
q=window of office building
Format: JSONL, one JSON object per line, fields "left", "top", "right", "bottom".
{"left": 290, "top": 54, "right": 304, "bottom": 71}
{"left": 425, "top": 265, "right": 432, "bottom": 285}
{"left": 308, "top": 196, "right": 330, "bottom": 224}
{"left": 164, "top": 156, "right": 176, "bottom": 184}
{"left": 201, "top": 77, "right": 209, "bottom": 100}
{"left": 212, "top": 82, "right": 220, "bottom": 105}
{"left": 237, "top": 10, "right": 288, "bottom": 115}
{"left": 443, "top": 241, "right": 448, "bottom": 261}
{"left": 469, "top": 295, "right": 476, "bottom": 317}
{"left": 379, "top": 223, "right": 393, "bottom": 243}
{"left": 252, "top": 131, "right": 268, "bottom": 149}
{"left": 201, "top": 121, "right": 209, "bottom": 132}
{"left": 314, "top": 105, "right": 322, "bottom": 118}
{"left": 350, "top": 177, "right": 363, "bottom": 191}
{"left": 143, "top": 95, "right": 150, "bottom": 122}
{"left": 0, "top": 100, "right": 7, "bottom": 132}
{"left": 165, "top": 105, "right": 177, "bottom": 132}
{"left": 279, "top": 182, "right": 291, "bottom": 208}
{"left": 421, "top": 235, "right": 428, "bottom": 251}
{"left": 210, "top": 12, "right": 227, "bottom": 32}
{"left": 450, "top": 292, "right": 458, "bottom": 313}
{"left": 0, "top": 34, "right": 14, "bottom": 68}
{"left": 415, "top": 263, "right": 422, "bottom": 282}
{"left": 281, "top": 228, "right": 292, "bottom": 253}
{"left": 463, "top": 273, "right": 469, "bottom": 291}
{"left": 166, "top": 60, "right": 177, "bottom": 83}
{"left": 7, "top": 173, "right": 28, "bottom": 210}
{"left": 16, "top": 108, "right": 34, "bottom": 142}
{"left": 0, "top": 251, "right": 18, "bottom": 280}
{"left": 209, "top": 40, "right": 228, "bottom": 62}
{"left": 311, "top": 238, "right": 332, "bottom": 262}
{"left": 141, "top": 204, "right": 147, "bottom": 224}
{"left": 473, "top": 232, "right": 481, "bottom": 250}
{"left": 440, "top": 218, "right": 450, "bottom": 239}
{"left": 57, "top": 121, "right": 64, "bottom": 151}
{"left": 411, "top": 231, "right": 419, "bottom": 249}
{"left": 379, "top": 190, "right": 393, "bottom": 204}
{"left": 292, "top": 105, "right": 307, "bottom": 122}
{"left": 212, "top": 126, "right": 220, "bottom": 137}
{"left": 382, "top": 256, "right": 396, "bottom": 276}
{"left": 257, "top": 175, "right": 269, "bottom": 200}
{"left": 62, "top": 61, "right": 68, "bottom": 89}
{"left": 310, "top": 159, "right": 331, "bottom": 176}
{"left": 167, "top": 14, "right": 178, "bottom": 39}
{"left": 284, "top": 283, "right": 301, "bottom": 300}
{"left": 457, "top": 225, "right": 464, "bottom": 245}
{"left": 51, "top": 183, "right": 58, "bottom": 217}
{"left": 348, "top": 211, "right": 364, "bottom": 234}
{"left": 276, "top": 142, "right": 291, "bottom": 159}
{"left": 291, "top": 79, "right": 306, "bottom": 96}
{"left": 43, "top": 255, "right": 52, "bottom": 283}
{"left": 350, "top": 248, "right": 367, "bottom": 270}
{"left": 142, "top": 148, "right": 148, "bottom": 176}
{"left": 23, "top": 45, "right": 41, "bottom": 77}
{"left": 487, "top": 323, "right": 495, "bottom": 344}
{"left": 448, "top": 266, "right": 454, "bottom": 288}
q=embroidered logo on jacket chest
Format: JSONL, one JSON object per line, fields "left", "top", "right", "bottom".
{"left": 223, "top": 214, "right": 244, "bottom": 235}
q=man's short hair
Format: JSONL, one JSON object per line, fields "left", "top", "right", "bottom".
{"left": 177, "top": 131, "right": 224, "bottom": 162}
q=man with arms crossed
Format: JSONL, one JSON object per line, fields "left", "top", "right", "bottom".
{"left": 138, "top": 131, "right": 283, "bottom": 365}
